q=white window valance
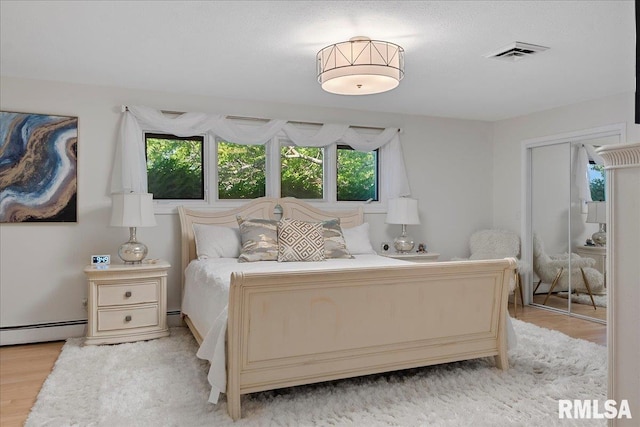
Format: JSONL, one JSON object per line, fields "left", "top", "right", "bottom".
{"left": 110, "top": 105, "right": 411, "bottom": 199}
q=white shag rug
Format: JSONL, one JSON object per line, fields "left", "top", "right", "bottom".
{"left": 27, "top": 321, "right": 606, "bottom": 427}
{"left": 557, "top": 292, "right": 608, "bottom": 308}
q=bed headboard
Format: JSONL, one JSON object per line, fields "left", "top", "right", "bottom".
{"left": 278, "top": 198, "right": 363, "bottom": 229}
{"left": 177, "top": 197, "right": 364, "bottom": 292}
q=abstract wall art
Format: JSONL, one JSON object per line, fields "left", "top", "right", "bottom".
{"left": 0, "top": 111, "right": 78, "bottom": 223}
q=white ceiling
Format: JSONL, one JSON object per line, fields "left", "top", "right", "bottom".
{"left": 0, "top": 1, "right": 635, "bottom": 121}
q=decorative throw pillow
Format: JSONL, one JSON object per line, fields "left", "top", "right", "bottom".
{"left": 322, "top": 218, "right": 353, "bottom": 259}
{"left": 237, "top": 216, "right": 279, "bottom": 262}
{"left": 277, "top": 218, "right": 325, "bottom": 262}
{"left": 192, "top": 223, "right": 241, "bottom": 259}
{"left": 342, "top": 222, "right": 376, "bottom": 255}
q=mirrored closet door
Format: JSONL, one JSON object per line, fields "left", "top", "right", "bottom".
{"left": 523, "top": 126, "right": 622, "bottom": 324}
{"left": 530, "top": 143, "right": 570, "bottom": 314}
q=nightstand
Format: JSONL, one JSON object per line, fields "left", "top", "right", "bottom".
{"left": 380, "top": 252, "right": 440, "bottom": 263}
{"left": 574, "top": 245, "right": 607, "bottom": 287}
{"left": 84, "top": 260, "right": 170, "bottom": 345}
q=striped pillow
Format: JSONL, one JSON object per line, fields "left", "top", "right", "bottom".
{"left": 322, "top": 219, "right": 353, "bottom": 259}
{"left": 277, "top": 218, "right": 325, "bottom": 262}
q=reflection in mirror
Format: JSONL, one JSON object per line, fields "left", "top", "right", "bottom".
{"left": 530, "top": 143, "right": 570, "bottom": 314}
{"left": 569, "top": 140, "right": 608, "bottom": 322}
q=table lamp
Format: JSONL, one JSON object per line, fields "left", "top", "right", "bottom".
{"left": 586, "top": 201, "right": 607, "bottom": 246}
{"left": 386, "top": 197, "right": 420, "bottom": 253}
{"left": 110, "top": 193, "right": 157, "bottom": 263}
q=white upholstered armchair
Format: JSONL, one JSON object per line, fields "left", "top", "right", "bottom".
{"left": 455, "top": 229, "right": 529, "bottom": 315}
{"left": 532, "top": 234, "right": 604, "bottom": 310}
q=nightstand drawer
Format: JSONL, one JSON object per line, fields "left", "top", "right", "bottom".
{"left": 98, "top": 282, "right": 158, "bottom": 307}
{"left": 97, "top": 306, "right": 159, "bottom": 331}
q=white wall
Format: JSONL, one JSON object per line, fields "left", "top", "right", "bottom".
{"left": 492, "top": 91, "right": 639, "bottom": 234}
{"left": 0, "top": 76, "right": 494, "bottom": 342}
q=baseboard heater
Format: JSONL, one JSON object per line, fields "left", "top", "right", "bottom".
{"left": 0, "top": 311, "right": 182, "bottom": 346}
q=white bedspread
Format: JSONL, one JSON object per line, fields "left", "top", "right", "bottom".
{"left": 182, "top": 255, "right": 517, "bottom": 404}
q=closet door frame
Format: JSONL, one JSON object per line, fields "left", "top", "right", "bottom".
{"left": 520, "top": 123, "right": 625, "bottom": 320}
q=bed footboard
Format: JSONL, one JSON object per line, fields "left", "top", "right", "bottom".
{"left": 226, "top": 258, "right": 516, "bottom": 420}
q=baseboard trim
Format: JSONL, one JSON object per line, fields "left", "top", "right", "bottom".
{"left": 0, "top": 311, "right": 183, "bottom": 346}
{"left": 167, "top": 310, "right": 184, "bottom": 327}
{"left": 0, "top": 323, "right": 86, "bottom": 346}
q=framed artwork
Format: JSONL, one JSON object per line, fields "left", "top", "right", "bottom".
{"left": 0, "top": 111, "right": 78, "bottom": 223}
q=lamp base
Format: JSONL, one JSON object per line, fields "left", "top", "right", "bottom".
{"left": 393, "top": 237, "right": 415, "bottom": 254}
{"left": 118, "top": 227, "right": 149, "bottom": 264}
{"left": 394, "top": 225, "right": 415, "bottom": 254}
{"left": 592, "top": 223, "right": 606, "bottom": 247}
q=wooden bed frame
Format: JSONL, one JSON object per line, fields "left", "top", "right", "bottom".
{"left": 178, "top": 197, "right": 515, "bottom": 420}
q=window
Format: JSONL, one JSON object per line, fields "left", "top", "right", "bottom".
{"left": 145, "top": 132, "right": 383, "bottom": 210}
{"left": 215, "top": 139, "right": 378, "bottom": 202}
{"left": 280, "top": 145, "right": 323, "bottom": 199}
{"left": 337, "top": 145, "right": 378, "bottom": 201}
{"left": 145, "top": 133, "right": 204, "bottom": 200}
{"left": 217, "top": 141, "right": 266, "bottom": 199}
{"left": 588, "top": 163, "right": 605, "bottom": 201}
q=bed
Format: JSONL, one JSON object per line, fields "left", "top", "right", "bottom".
{"left": 178, "top": 197, "right": 516, "bottom": 420}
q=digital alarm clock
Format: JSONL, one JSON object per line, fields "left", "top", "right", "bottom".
{"left": 91, "top": 254, "right": 111, "bottom": 267}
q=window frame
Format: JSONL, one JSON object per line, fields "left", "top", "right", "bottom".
{"left": 336, "top": 144, "right": 380, "bottom": 203}
{"left": 275, "top": 136, "right": 327, "bottom": 202}
{"left": 215, "top": 138, "right": 268, "bottom": 201}
{"left": 587, "top": 160, "right": 605, "bottom": 202}
{"left": 143, "top": 132, "right": 207, "bottom": 202}
{"left": 147, "top": 129, "right": 388, "bottom": 214}
{"left": 279, "top": 141, "right": 326, "bottom": 201}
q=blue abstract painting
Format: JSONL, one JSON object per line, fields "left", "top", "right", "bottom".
{"left": 0, "top": 112, "right": 77, "bottom": 222}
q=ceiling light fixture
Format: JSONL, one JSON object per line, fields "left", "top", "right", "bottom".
{"left": 317, "top": 36, "right": 404, "bottom": 95}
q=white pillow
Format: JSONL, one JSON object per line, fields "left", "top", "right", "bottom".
{"left": 342, "top": 222, "right": 376, "bottom": 255}
{"left": 193, "top": 223, "right": 241, "bottom": 259}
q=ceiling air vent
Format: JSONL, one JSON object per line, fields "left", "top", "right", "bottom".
{"left": 485, "top": 41, "right": 549, "bottom": 62}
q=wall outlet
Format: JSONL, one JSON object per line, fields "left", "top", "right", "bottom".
{"left": 82, "top": 298, "right": 88, "bottom": 310}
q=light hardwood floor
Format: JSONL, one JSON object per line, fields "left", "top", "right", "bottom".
{"left": 510, "top": 303, "right": 606, "bottom": 346}
{"left": 0, "top": 304, "right": 606, "bottom": 427}
{"left": 1, "top": 340, "right": 64, "bottom": 427}
{"left": 532, "top": 293, "right": 607, "bottom": 321}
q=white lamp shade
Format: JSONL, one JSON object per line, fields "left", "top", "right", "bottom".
{"left": 386, "top": 197, "right": 420, "bottom": 225}
{"left": 586, "top": 201, "right": 606, "bottom": 224}
{"left": 110, "top": 193, "right": 157, "bottom": 227}
{"left": 317, "top": 37, "right": 404, "bottom": 95}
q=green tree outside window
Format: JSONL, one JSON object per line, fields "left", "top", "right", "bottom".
{"left": 146, "top": 134, "right": 380, "bottom": 202}
{"left": 280, "top": 146, "right": 323, "bottom": 199}
{"left": 146, "top": 135, "right": 203, "bottom": 199}
{"left": 218, "top": 142, "right": 266, "bottom": 199}
{"left": 337, "top": 147, "right": 378, "bottom": 201}
{"left": 589, "top": 164, "right": 605, "bottom": 201}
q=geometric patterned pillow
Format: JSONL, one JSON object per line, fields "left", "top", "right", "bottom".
{"left": 237, "top": 216, "right": 279, "bottom": 262}
{"left": 322, "top": 218, "right": 353, "bottom": 259}
{"left": 277, "top": 218, "right": 325, "bottom": 262}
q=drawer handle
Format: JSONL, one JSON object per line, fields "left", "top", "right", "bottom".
{"left": 124, "top": 315, "right": 132, "bottom": 322}
{"left": 124, "top": 291, "right": 132, "bottom": 298}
